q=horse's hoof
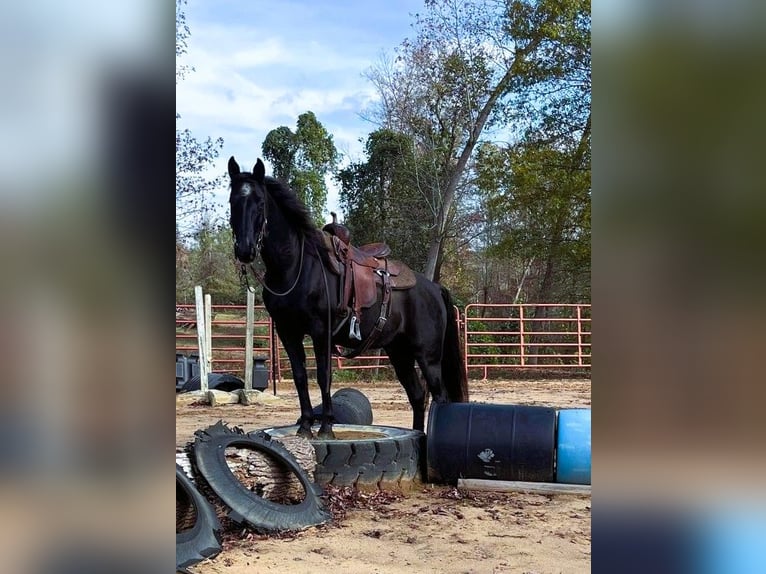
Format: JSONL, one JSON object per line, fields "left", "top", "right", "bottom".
{"left": 317, "top": 427, "right": 336, "bottom": 440}
{"left": 296, "top": 426, "right": 314, "bottom": 439}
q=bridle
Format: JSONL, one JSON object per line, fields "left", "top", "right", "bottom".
{"left": 235, "top": 181, "right": 305, "bottom": 298}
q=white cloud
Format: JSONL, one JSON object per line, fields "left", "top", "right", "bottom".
{"left": 177, "top": 1, "right": 421, "bottom": 221}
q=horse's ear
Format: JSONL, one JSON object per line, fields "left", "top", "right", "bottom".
{"left": 228, "top": 156, "right": 240, "bottom": 178}
{"left": 253, "top": 158, "right": 266, "bottom": 183}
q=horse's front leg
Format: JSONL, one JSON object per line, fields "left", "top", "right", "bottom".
{"left": 281, "top": 337, "right": 314, "bottom": 438}
{"left": 312, "top": 335, "right": 335, "bottom": 439}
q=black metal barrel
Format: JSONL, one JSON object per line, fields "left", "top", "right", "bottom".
{"left": 426, "top": 401, "right": 557, "bottom": 484}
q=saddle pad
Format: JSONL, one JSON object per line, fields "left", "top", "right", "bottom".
{"left": 320, "top": 232, "right": 343, "bottom": 275}
{"left": 352, "top": 258, "right": 418, "bottom": 310}
{"left": 387, "top": 259, "right": 417, "bottom": 290}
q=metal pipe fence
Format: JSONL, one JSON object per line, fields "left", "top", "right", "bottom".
{"left": 176, "top": 303, "right": 591, "bottom": 386}
{"left": 463, "top": 304, "right": 591, "bottom": 380}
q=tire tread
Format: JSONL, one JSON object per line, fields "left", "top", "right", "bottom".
{"left": 264, "top": 425, "right": 425, "bottom": 489}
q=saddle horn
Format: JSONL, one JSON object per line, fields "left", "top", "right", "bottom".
{"left": 322, "top": 212, "right": 350, "bottom": 244}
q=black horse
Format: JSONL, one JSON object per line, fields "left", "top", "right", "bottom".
{"left": 228, "top": 157, "right": 468, "bottom": 438}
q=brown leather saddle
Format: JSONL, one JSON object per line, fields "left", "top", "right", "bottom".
{"left": 321, "top": 214, "right": 417, "bottom": 356}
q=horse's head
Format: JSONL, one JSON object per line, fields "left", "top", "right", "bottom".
{"left": 228, "top": 156, "right": 267, "bottom": 264}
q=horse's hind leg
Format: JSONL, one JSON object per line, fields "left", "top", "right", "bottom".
{"left": 417, "top": 355, "right": 448, "bottom": 405}
{"left": 387, "top": 344, "right": 427, "bottom": 431}
{"left": 415, "top": 335, "right": 449, "bottom": 406}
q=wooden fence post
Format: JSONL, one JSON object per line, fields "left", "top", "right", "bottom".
{"left": 271, "top": 325, "right": 280, "bottom": 395}
{"left": 239, "top": 287, "right": 270, "bottom": 404}
{"left": 204, "top": 293, "right": 212, "bottom": 392}
{"left": 194, "top": 286, "right": 209, "bottom": 394}
{"left": 244, "top": 287, "right": 254, "bottom": 391}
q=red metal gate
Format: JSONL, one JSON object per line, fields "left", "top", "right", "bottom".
{"left": 462, "top": 304, "right": 591, "bottom": 380}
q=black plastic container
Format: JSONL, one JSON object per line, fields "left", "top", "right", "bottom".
{"left": 251, "top": 355, "right": 269, "bottom": 391}
{"left": 188, "top": 354, "right": 201, "bottom": 379}
{"left": 426, "top": 401, "right": 556, "bottom": 484}
{"left": 176, "top": 354, "right": 191, "bottom": 390}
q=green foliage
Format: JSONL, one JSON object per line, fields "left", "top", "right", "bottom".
{"left": 176, "top": 129, "right": 225, "bottom": 236}
{"left": 176, "top": 222, "right": 245, "bottom": 305}
{"left": 464, "top": 319, "right": 520, "bottom": 366}
{"left": 176, "top": 0, "right": 192, "bottom": 82}
{"left": 337, "top": 129, "right": 433, "bottom": 270}
{"left": 174, "top": 0, "right": 591, "bottom": 306}
{"left": 475, "top": 128, "right": 591, "bottom": 302}
{"left": 505, "top": 0, "right": 591, "bottom": 142}
{"left": 261, "top": 111, "right": 338, "bottom": 225}
{"left": 330, "top": 367, "right": 393, "bottom": 383}
{"left": 363, "top": 0, "right": 590, "bottom": 283}
{"left": 261, "top": 126, "right": 296, "bottom": 181}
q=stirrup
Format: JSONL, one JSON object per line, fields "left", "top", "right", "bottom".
{"left": 349, "top": 315, "right": 362, "bottom": 340}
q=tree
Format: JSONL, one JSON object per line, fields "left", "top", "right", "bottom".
{"left": 337, "top": 129, "right": 432, "bottom": 270}
{"left": 176, "top": 128, "right": 225, "bottom": 236}
{"left": 365, "top": 0, "right": 590, "bottom": 282}
{"left": 475, "top": 123, "right": 591, "bottom": 304}
{"left": 176, "top": 0, "right": 225, "bottom": 237}
{"left": 261, "top": 112, "right": 338, "bottom": 226}
{"left": 176, "top": 221, "right": 245, "bottom": 305}
{"left": 175, "top": 0, "right": 192, "bottom": 83}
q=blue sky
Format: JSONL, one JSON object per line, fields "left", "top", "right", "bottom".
{"left": 177, "top": 0, "right": 426, "bottom": 220}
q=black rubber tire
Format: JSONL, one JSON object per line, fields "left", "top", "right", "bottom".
{"left": 180, "top": 373, "right": 245, "bottom": 393}
{"left": 179, "top": 375, "right": 204, "bottom": 393}
{"left": 263, "top": 424, "right": 425, "bottom": 489}
{"left": 331, "top": 388, "right": 373, "bottom": 425}
{"left": 310, "top": 387, "right": 373, "bottom": 425}
{"left": 310, "top": 398, "right": 369, "bottom": 426}
{"left": 332, "top": 387, "right": 371, "bottom": 405}
{"left": 193, "top": 421, "right": 331, "bottom": 532}
{"left": 176, "top": 464, "right": 222, "bottom": 571}
{"left": 211, "top": 374, "right": 246, "bottom": 392}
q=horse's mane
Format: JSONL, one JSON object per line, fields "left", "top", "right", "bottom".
{"left": 263, "top": 177, "right": 319, "bottom": 237}
{"left": 262, "top": 177, "right": 331, "bottom": 265}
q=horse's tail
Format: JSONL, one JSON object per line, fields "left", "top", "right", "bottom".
{"left": 440, "top": 286, "right": 469, "bottom": 402}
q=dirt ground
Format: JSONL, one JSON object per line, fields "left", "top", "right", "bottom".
{"left": 177, "top": 378, "right": 591, "bottom": 574}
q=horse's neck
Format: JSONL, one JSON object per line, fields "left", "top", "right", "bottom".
{"left": 260, "top": 204, "right": 302, "bottom": 278}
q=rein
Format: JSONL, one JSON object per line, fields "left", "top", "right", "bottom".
{"left": 239, "top": 235, "right": 305, "bottom": 297}
{"left": 237, "top": 187, "right": 306, "bottom": 297}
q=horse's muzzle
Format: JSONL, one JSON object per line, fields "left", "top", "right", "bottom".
{"left": 234, "top": 242, "right": 255, "bottom": 264}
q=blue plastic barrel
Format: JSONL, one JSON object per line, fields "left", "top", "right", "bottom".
{"left": 555, "top": 408, "right": 591, "bottom": 484}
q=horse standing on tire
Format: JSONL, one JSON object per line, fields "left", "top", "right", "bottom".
{"left": 227, "top": 157, "right": 468, "bottom": 439}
